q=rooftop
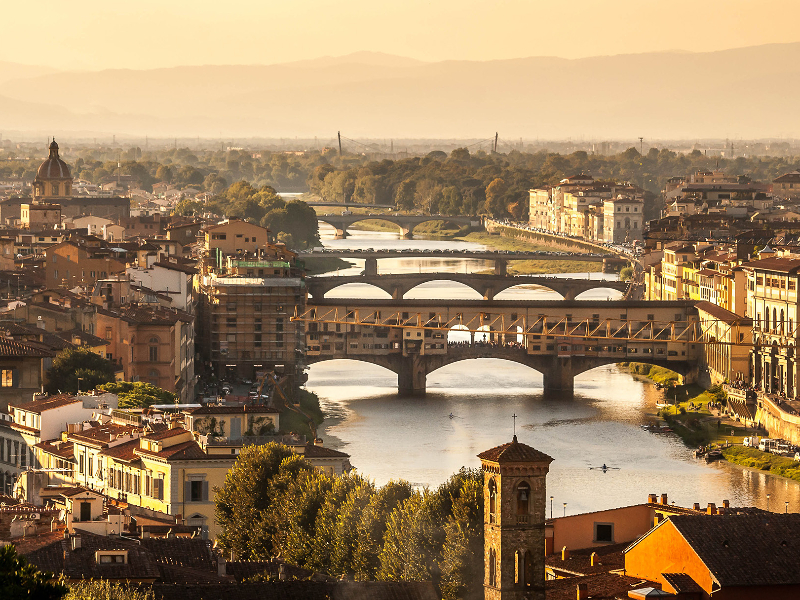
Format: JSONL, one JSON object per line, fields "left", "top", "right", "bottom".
{"left": 477, "top": 435, "right": 554, "bottom": 464}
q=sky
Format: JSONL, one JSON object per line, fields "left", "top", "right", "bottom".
{"left": 6, "top": 0, "right": 800, "bottom": 70}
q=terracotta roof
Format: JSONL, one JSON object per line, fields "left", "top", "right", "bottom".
{"left": 143, "top": 427, "right": 190, "bottom": 441}
{"left": 0, "top": 337, "right": 55, "bottom": 358}
{"left": 69, "top": 424, "right": 139, "bottom": 447}
{"left": 694, "top": 301, "right": 752, "bottom": 325}
{"left": 34, "top": 440, "right": 75, "bottom": 461}
{"left": 477, "top": 436, "right": 554, "bottom": 464}
{"left": 302, "top": 443, "right": 350, "bottom": 459}
{"left": 12, "top": 394, "right": 79, "bottom": 414}
{"left": 658, "top": 514, "right": 800, "bottom": 587}
{"left": 741, "top": 257, "right": 800, "bottom": 273}
{"left": 152, "top": 258, "right": 198, "bottom": 274}
{"left": 136, "top": 440, "right": 208, "bottom": 460}
{"left": 224, "top": 559, "right": 314, "bottom": 583}
{"left": 97, "top": 305, "right": 191, "bottom": 325}
{"left": 546, "top": 542, "right": 626, "bottom": 576}
{"left": 98, "top": 438, "right": 141, "bottom": 463}
{"left": 661, "top": 572, "right": 704, "bottom": 594}
{"left": 545, "top": 573, "right": 660, "bottom": 600}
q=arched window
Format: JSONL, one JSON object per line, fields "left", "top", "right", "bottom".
{"left": 51, "top": 183, "right": 59, "bottom": 195}
{"left": 766, "top": 310, "right": 770, "bottom": 331}
{"left": 488, "top": 478, "right": 497, "bottom": 522}
{"left": 774, "top": 308, "right": 778, "bottom": 333}
{"left": 781, "top": 310, "right": 785, "bottom": 334}
{"left": 489, "top": 548, "right": 497, "bottom": 586}
{"left": 517, "top": 481, "right": 530, "bottom": 515}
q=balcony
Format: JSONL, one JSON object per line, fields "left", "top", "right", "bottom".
{"left": 516, "top": 515, "right": 530, "bottom": 525}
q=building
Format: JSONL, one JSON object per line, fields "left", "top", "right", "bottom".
{"left": 20, "top": 203, "right": 61, "bottom": 229}
{"left": 33, "top": 140, "right": 73, "bottom": 201}
{"left": 44, "top": 239, "right": 128, "bottom": 288}
{"left": 202, "top": 220, "right": 270, "bottom": 258}
{"left": 478, "top": 436, "right": 553, "bottom": 600}
{"left": 773, "top": 170, "right": 800, "bottom": 200}
{"left": 742, "top": 255, "right": 800, "bottom": 397}
{"left": 95, "top": 305, "right": 195, "bottom": 402}
{"left": 695, "top": 301, "right": 751, "bottom": 385}
{"left": 625, "top": 514, "right": 800, "bottom": 599}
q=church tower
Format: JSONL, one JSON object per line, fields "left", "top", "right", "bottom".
{"left": 33, "top": 139, "right": 73, "bottom": 200}
{"left": 478, "top": 436, "right": 553, "bottom": 600}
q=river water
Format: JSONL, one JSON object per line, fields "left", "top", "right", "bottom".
{"left": 306, "top": 226, "right": 800, "bottom": 515}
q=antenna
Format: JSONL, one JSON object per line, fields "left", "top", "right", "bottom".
{"left": 338, "top": 131, "right": 342, "bottom": 157}
{"left": 638, "top": 137, "right": 644, "bottom": 155}
{"left": 494, "top": 132, "right": 499, "bottom": 153}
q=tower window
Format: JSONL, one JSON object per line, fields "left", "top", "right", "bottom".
{"left": 516, "top": 481, "right": 530, "bottom": 515}
{"left": 488, "top": 478, "right": 497, "bottom": 522}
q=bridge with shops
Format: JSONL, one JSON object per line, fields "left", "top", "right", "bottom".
{"left": 294, "top": 299, "right": 713, "bottom": 396}
{"left": 305, "top": 273, "right": 630, "bottom": 301}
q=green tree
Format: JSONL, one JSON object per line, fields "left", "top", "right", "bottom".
{"left": 44, "top": 348, "right": 115, "bottom": 395}
{"left": 96, "top": 381, "right": 176, "bottom": 409}
{"left": 484, "top": 177, "right": 508, "bottom": 218}
{"left": 0, "top": 544, "right": 68, "bottom": 600}
{"left": 214, "top": 443, "right": 295, "bottom": 558}
{"left": 439, "top": 477, "right": 484, "bottom": 600}
{"left": 65, "top": 579, "right": 154, "bottom": 600}
{"left": 155, "top": 165, "right": 172, "bottom": 183}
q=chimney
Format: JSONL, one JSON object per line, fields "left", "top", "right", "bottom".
{"left": 590, "top": 552, "right": 597, "bottom": 567}
{"left": 278, "top": 563, "right": 286, "bottom": 581}
{"left": 217, "top": 555, "right": 226, "bottom": 577}
{"left": 660, "top": 493, "right": 668, "bottom": 505}
{"left": 707, "top": 503, "right": 717, "bottom": 515}
{"left": 647, "top": 493, "right": 657, "bottom": 504}
{"left": 693, "top": 503, "right": 701, "bottom": 511}
{"left": 314, "top": 438, "right": 324, "bottom": 447}
{"left": 71, "top": 534, "right": 81, "bottom": 550}
{"left": 561, "top": 546, "right": 569, "bottom": 561}
{"left": 723, "top": 499, "right": 730, "bottom": 509}
{"left": 577, "top": 582, "right": 588, "bottom": 600}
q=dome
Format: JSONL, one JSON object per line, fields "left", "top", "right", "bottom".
{"left": 35, "top": 139, "right": 71, "bottom": 180}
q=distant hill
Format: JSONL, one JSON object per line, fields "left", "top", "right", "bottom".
{"left": 1, "top": 44, "right": 799, "bottom": 139}
{"left": 0, "top": 61, "right": 58, "bottom": 85}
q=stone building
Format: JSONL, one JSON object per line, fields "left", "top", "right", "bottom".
{"left": 478, "top": 436, "right": 553, "bottom": 600}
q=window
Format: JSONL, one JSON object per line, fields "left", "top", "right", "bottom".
{"left": 0, "top": 370, "right": 12, "bottom": 387}
{"left": 149, "top": 345, "right": 158, "bottom": 362}
{"left": 594, "top": 522, "right": 614, "bottom": 543}
{"left": 516, "top": 481, "right": 530, "bottom": 515}
{"left": 98, "top": 553, "right": 126, "bottom": 564}
{"left": 188, "top": 479, "right": 207, "bottom": 502}
{"left": 153, "top": 477, "right": 164, "bottom": 500}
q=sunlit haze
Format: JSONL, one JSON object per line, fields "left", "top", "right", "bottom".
{"left": 4, "top": 0, "right": 800, "bottom": 69}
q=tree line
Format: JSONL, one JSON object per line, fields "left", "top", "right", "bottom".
{"left": 215, "top": 443, "right": 484, "bottom": 600}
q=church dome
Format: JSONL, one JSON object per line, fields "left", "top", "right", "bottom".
{"left": 36, "top": 140, "right": 72, "bottom": 180}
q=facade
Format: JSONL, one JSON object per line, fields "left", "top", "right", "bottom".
{"left": 203, "top": 219, "right": 270, "bottom": 257}
{"left": 773, "top": 170, "right": 800, "bottom": 200}
{"left": 21, "top": 203, "right": 61, "bottom": 229}
{"left": 479, "top": 436, "right": 553, "bottom": 600}
{"left": 44, "top": 240, "right": 127, "bottom": 288}
{"left": 743, "top": 256, "right": 800, "bottom": 397}
{"left": 95, "top": 305, "right": 195, "bottom": 402}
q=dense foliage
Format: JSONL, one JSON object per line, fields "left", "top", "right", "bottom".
{"left": 0, "top": 544, "right": 68, "bottom": 600}
{"left": 96, "top": 381, "right": 176, "bottom": 408}
{"left": 65, "top": 579, "right": 154, "bottom": 600}
{"left": 44, "top": 348, "right": 116, "bottom": 395}
{"left": 215, "top": 444, "right": 483, "bottom": 599}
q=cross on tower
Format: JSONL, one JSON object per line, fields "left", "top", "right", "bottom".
{"left": 512, "top": 413, "right": 517, "bottom": 437}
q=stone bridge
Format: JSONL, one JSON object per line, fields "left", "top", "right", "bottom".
{"left": 315, "top": 214, "right": 479, "bottom": 238}
{"left": 306, "top": 273, "right": 629, "bottom": 301}
{"left": 296, "top": 299, "right": 703, "bottom": 396}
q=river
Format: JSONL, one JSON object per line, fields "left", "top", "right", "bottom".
{"left": 305, "top": 225, "right": 800, "bottom": 515}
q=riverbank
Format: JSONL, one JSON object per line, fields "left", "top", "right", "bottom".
{"left": 455, "top": 231, "right": 602, "bottom": 275}
{"left": 303, "top": 255, "right": 355, "bottom": 275}
{"left": 721, "top": 446, "right": 800, "bottom": 484}
{"left": 349, "top": 219, "right": 468, "bottom": 237}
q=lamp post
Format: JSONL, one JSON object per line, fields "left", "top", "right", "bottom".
{"left": 550, "top": 496, "right": 554, "bottom": 519}
{"left": 786, "top": 501, "right": 789, "bottom": 514}
{"left": 77, "top": 377, "right": 83, "bottom": 395}
{"left": 767, "top": 493, "right": 771, "bottom": 512}
{"left": 563, "top": 502, "right": 567, "bottom": 517}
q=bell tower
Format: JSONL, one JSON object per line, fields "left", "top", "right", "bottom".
{"left": 478, "top": 435, "right": 552, "bottom": 600}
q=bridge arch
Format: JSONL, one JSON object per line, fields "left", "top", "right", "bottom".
{"left": 573, "top": 287, "right": 626, "bottom": 301}
{"left": 403, "top": 280, "right": 485, "bottom": 300}
{"left": 318, "top": 282, "right": 393, "bottom": 299}
{"left": 493, "top": 284, "right": 564, "bottom": 301}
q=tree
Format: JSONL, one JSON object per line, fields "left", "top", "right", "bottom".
{"left": 155, "top": 165, "right": 173, "bottom": 183}
{"left": 484, "top": 177, "right": 508, "bottom": 217}
{"left": 0, "top": 544, "right": 67, "bottom": 600}
{"left": 44, "top": 348, "right": 115, "bottom": 395}
{"left": 96, "top": 381, "right": 176, "bottom": 409}
{"left": 395, "top": 180, "right": 416, "bottom": 211}
{"left": 65, "top": 579, "right": 154, "bottom": 600}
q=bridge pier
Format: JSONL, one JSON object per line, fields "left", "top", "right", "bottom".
{"left": 494, "top": 259, "right": 507, "bottom": 276}
{"left": 542, "top": 357, "right": 575, "bottom": 397}
{"left": 335, "top": 228, "right": 348, "bottom": 239}
{"left": 398, "top": 356, "right": 427, "bottom": 396}
{"left": 364, "top": 257, "right": 378, "bottom": 276}
{"left": 400, "top": 227, "right": 413, "bottom": 239}
{"left": 562, "top": 289, "right": 577, "bottom": 301}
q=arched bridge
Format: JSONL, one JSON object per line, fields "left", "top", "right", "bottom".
{"left": 315, "top": 214, "right": 479, "bottom": 238}
{"left": 296, "top": 298, "right": 705, "bottom": 396}
{"left": 306, "top": 273, "right": 629, "bottom": 301}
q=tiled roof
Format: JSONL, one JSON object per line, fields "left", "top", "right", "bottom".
{"left": 25, "top": 531, "right": 161, "bottom": 581}
{"left": 34, "top": 440, "right": 75, "bottom": 461}
{"left": 661, "top": 572, "right": 704, "bottom": 594}
{"left": 136, "top": 440, "right": 208, "bottom": 460}
{"left": 143, "top": 427, "right": 190, "bottom": 441}
{"left": 545, "top": 573, "right": 660, "bottom": 600}
{"left": 0, "top": 337, "right": 55, "bottom": 358}
{"left": 477, "top": 436, "right": 553, "bottom": 464}
{"left": 545, "top": 542, "right": 627, "bottom": 575}
{"left": 99, "top": 438, "right": 141, "bottom": 462}
{"left": 140, "top": 537, "right": 216, "bottom": 573}
{"left": 741, "top": 257, "right": 800, "bottom": 273}
{"left": 668, "top": 514, "right": 800, "bottom": 587}
{"left": 151, "top": 582, "right": 335, "bottom": 600}
{"left": 302, "top": 443, "right": 350, "bottom": 459}
{"left": 12, "top": 394, "right": 79, "bottom": 414}
{"left": 69, "top": 424, "right": 138, "bottom": 447}
{"left": 224, "top": 559, "right": 314, "bottom": 582}
{"left": 694, "top": 301, "right": 752, "bottom": 324}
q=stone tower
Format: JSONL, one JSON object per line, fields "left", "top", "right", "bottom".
{"left": 478, "top": 435, "right": 553, "bottom": 600}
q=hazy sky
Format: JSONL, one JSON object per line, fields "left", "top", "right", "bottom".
{"left": 7, "top": 0, "right": 800, "bottom": 70}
